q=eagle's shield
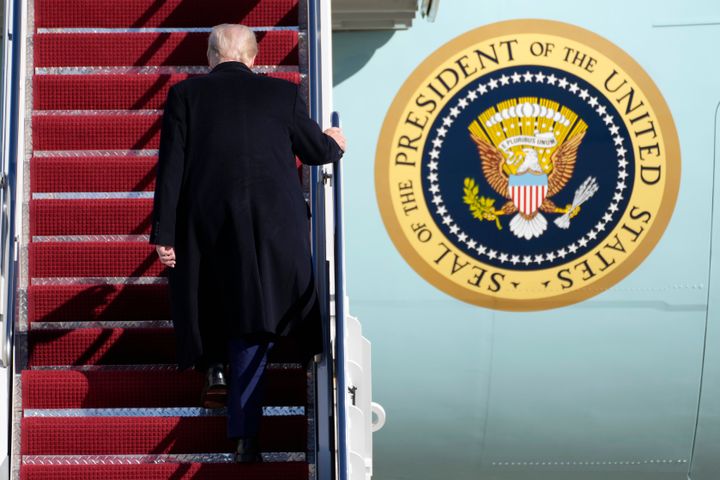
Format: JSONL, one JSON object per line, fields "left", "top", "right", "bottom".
{"left": 508, "top": 173, "right": 548, "bottom": 216}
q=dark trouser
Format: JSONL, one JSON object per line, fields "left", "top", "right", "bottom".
{"left": 226, "top": 337, "right": 274, "bottom": 439}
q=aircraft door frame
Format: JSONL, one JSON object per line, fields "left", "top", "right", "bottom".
{"left": 688, "top": 101, "right": 720, "bottom": 480}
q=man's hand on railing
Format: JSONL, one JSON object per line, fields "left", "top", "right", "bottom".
{"left": 156, "top": 245, "right": 176, "bottom": 268}
{"left": 324, "top": 127, "right": 346, "bottom": 152}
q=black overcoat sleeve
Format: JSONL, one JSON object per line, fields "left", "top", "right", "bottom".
{"left": 290, "top": 87, "right": 344, "bottom": 165}
{"left": 149, "top": 85, "right": 187, "bottom": 247}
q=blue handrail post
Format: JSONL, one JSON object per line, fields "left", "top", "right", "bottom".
{"left": 307, "top": 1, "right": 336, "bottom": 479}
{"left": 331, "top": 111, "right": 349, "bottom": 480}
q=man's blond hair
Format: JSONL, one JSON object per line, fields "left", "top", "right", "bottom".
{"left": 207, "top": 24, "right": 258, "bottom": 68}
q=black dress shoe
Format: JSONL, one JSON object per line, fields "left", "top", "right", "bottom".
{"left": 201, "top": 363, "right": 227, "bottom": 409}
{"left": 235, "top": 437, "right": 262, "bottom": 463}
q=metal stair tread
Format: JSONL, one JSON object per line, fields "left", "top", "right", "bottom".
{"left": 30, "top": 363, "right": 303, "bottom": 370}
{"left": 35, "top": 65, "right": 300, "bottom": 75}
{"left": 23, "top": 407, "right": 306, "bottom": 417}
{"left": 30, "top": 277, "right": 167, "bottom": 285}
{"left": 30, "top": 321, "right": 173, "bottom": 330}
{"left": 37, "top": 27, "right": 301, "bottom": 33}
{"left": 21, "top": 453, "right": 307, "bottom": 464}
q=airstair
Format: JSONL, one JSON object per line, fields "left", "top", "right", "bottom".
{"left": 0, "top": 1, "right": 379, "bottom": 479}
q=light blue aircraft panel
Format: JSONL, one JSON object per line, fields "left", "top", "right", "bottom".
{"left": 333, "top": 1, "right": 719, "bottom": 479}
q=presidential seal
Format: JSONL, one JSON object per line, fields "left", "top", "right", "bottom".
{"left": 375, "top": 20, "right": 680, "bottom": 310}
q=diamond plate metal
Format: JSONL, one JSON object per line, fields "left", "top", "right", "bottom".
{"left": 266, "top": 362, "right": 305, "bottom": 370}
{"left": 298, "top": 28, "right": 308, "bottom": 73}
{"left": 31, "top": 276, "right": 168, "bottom": 286}
{"left": 264, "top": 406, "right": 305, "bottom": 416}
{"left": 33, "top": 149, "right": 159, "bottom": 157}
{"left": 16, "top": 34, "right": 34, "bottom": 480}
{"left": 32, "top": 235, "right": 151, "bottom": 243}
{"left": 306, "top": 363, "right": 315, "bottom": 466}
{"left": 24, "top": 407, "right": 225, "bottom": 417}
{"left": 11, "top": 375, "right": 23, "bottom": 480}
{"left": 22, "top": 14, "right": 36, "bottom": 424}
{"left": 252, "top": 65, "right": 305, "bottom": 74}
{"left": 20, "top": 195, "right": 29, "bottom": 289}
{"left": 32, "top": 192, "right": 155, "bottom": 199}
{"left": 22, "top": 452, "right": 306, "bottom": 465}
{"left": 24, "top": 406, "right": 305, "bottom": 417}
{"left": 35, "top": 66, "right": 300, "bottom": 75}
{"left": 263, "top": 452, "right": 306, "bottom": 463}
{"left": 17, "top": 288, "right": 28, "bottom": 333}
{"left": 31, "top": 364, "right": 179, "bottom": 371}
{"left": 30, "top": 362, "right": 302, "bottom": 371}
{"left": 298, "top": 0, "right": 308, "bottom": 31}
{"left": 13, "top": 332, "right": 28, "bottom": 372}
{"left": 33, "top": 109, "right": 162, "bottom": 116}
{"left": 31, "top": 321, "right": 173, "bottom": 330}
{"left": 37, "top": 27, "right": 300, "bottom": 33}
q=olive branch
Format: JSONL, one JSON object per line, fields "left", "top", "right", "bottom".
{"left": 463, "top": 178, "right": 502, "bottom": 230}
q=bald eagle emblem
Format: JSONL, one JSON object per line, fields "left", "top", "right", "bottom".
{"left": 463, "top": 98, "right": 599, "bottom": 240}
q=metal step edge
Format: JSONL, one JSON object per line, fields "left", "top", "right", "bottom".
{"left": 29, "top": 363, "right": 304, "bottom": 371}
{"left": 32, "top": 235, "right": 151, "bottom": 242}
{"left": 31, "top": 321, "right": 172, "bottom": 329}
{"left": 33, "top": 149, "right": 159, "bottom": 157}
{"left": 22, "top": 319, "right": 172, "bottom": 333}
{"left": 30, "top": 277, "right": 168, "bottom": 285}
{"left": 32, "top": 192, "right": 155, "bottom": 199}
{"left": 36, "top": 66, "right": 300, "bottom": 75}
{"left": 21, "top": 452, "right": 307, "bottom": 465}
{"left": 33, "top": 109, "right": 163, "bottom": 116}
{"left": 24, "top": 406, "right": 306, "bottom": 417}
{"left": 37, "top": 27, "right": 301, "bottom": 34}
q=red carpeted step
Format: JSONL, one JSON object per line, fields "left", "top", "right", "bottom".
{"left": 30, "top": 199, "right": 152, "bottom": 236}
{"left": 29, "top": 328, "right": 175, "bottom": 366}
{"left": 29, "top": 242, "right": 164, "bottom": 278}
{"left": 28, "top": 284, "right": 169, "bottom": 324}
{"left": 34, "top": 73, "right": 301, "bottom": 111}
{"left": 21, "top": 463, "right": 307, "bottom": 480}
{"left": 35, "top": 0, "right": 299, "bottom": 28}
{"left": 28, "top": 329, "right": 307, "bottom": 366}
{"left": 21, "top": 416, "right": 307, "bottom": 454}
{"left": 34, "top": 74, "right": 190, "bottom": 110}
{"left": 31, "top": 156, "right": 157, "bottom": 192}
{"left": 33, "top": 115, "right": 161, "bottom": 151}
{"left": 22, "top": 368, "right": 307, "bottom": 408}
{"left": 21, "top": 463, "right": 308, "bottom": 480}
{"left": 35, "top": 32, "right": 298, "bottom": 67}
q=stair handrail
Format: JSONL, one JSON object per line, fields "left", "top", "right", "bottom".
{"left": 0, "top": 0, "right": 21, "bottom": 370}
{"left": 307, "top": 1, "right": 341, "bottom": 479}
{"left": 331, "top": 111, "right": 349, "bottom": 480}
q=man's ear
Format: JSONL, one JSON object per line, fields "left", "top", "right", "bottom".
{"left": 207, "top": 52, "right": 218, "bottom": 69}
{"left": 247, "top": 55, "right": 257, "bottom": 68}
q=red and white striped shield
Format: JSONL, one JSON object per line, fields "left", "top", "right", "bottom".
{"left": 508, "top": 173, "right": 548, "bottom": 216}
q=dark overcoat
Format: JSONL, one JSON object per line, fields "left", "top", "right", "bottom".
{"left": 149, "top": 61, "right": 343, "bottom": 369}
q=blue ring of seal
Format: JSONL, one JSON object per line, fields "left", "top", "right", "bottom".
{"left": 421, "top": 65, "right": 635, "bottom": 271}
